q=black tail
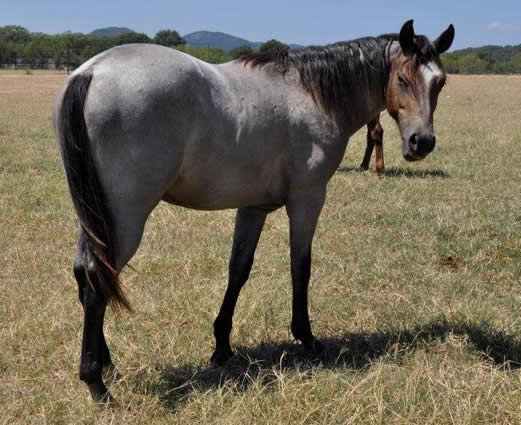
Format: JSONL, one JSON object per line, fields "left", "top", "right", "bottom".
{"left": 58, "top": 71, "right": 131, "bottom": 311}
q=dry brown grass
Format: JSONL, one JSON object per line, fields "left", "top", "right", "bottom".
{"left": 1, "top": 71, "right": 521, "bottom": 424}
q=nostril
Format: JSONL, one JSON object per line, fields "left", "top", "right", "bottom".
{"left": 409, "top": 134, "right": 418, "bottom": 148}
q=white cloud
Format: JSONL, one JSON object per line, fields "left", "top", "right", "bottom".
{"left": 487, "top": 21, "right": 520, "bottom": 32}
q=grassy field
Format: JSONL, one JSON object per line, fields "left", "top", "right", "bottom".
{"left": 1, "top": 71, "right": 521, "bottom": 424}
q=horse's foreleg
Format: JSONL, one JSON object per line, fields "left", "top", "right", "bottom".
{"left": 211, "top": 207, "right": 267, "bottom": 365}
{"left": 286, "top": 188, "right": 326, "bottom": 353}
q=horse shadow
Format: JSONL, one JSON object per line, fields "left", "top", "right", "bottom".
{"left": 147, "top": 319, "right": 521, "bottom": 409}
{"left": 337, "top": 166, "right": 450, "bottom": 178}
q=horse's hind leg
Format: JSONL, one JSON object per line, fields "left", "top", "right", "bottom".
{"left": 360, "top": 123, "right": 375, "bottom": 171}
{"left": 74, "top": 213, "right": 146, "bottom": 401}
{"left": 73, "top": 232, "right": 114, "bottom": 376}
{"left": 211, "top": 207, "right": 268, "bottom": 364}
{"left": 73, "top": 229, "right": 112, "bottom": 402}
{"left": 360, "top": 115, "right": 384, "bottom": 175}
{"left": 286, "top": 188, "right": 326, "bottom": 353}
{"left": 372, "top": 117, "right": 385, "bottom": 175}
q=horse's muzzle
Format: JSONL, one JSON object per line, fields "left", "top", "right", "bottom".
{"left": 403, "top": 133, "right": 436, "bottom": 161}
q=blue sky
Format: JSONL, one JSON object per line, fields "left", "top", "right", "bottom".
{"left": 2, "top": 0, "right": 521, "bottom": 50}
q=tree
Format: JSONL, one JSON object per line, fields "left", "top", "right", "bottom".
{"left": 154, "top": 30, "right": 185, "bottom": 47}
{"left": 441, "top": 54, "right": 460, "bottom": 74}
{"left": 113, "top": 32, "right": 151, "bottom": 46}
{"left": 259, "top": 39, "right": 289, "bottom": 55}
{"left": 0, "top": 25, "right": 31, "bottom": 44}
{"left": 229, "top": 45, "right": 253, "bottom": 59}
{"left": 509, "top": 53, "right": 521, "bottom": 73}
{"left": 23, "top": 34, "right": 54, "bottom": 67}
{"left": 0, "top": 25, "right": 32, "bottom": 66}
{"left": 458, "top": 53, "right": 487, "bottom": 74}
{"left": 0, "top": 41, "right": 18, "bottom": 67}
{"left": 176, "top": 45, "right": 231, "bottom": 64}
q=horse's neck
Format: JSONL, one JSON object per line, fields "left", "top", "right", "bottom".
{"left": 337, "top": 41, "right": 398, "bottom": 136}
{"left": 338, "top": 85, "right": 386, "bottom": 136}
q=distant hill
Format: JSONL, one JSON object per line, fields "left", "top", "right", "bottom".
{"left": 289, "top": 43, "right": 305, "bottom": 50}
{"left": 183, "top": 30, "right": 303, "bottom": 51}
{"left": 183, "top": 31, "right": 262, "bottom": 51}
{"left": 90, "top": 27, "right": 134, "bottom": 37}
{"left": 89, "top": 28, "right": 304, "bottom": 50}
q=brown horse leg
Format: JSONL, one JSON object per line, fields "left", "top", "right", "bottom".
{"left": 361, "top": 115, "right": 384, "bottom": 174}
{"left": 211, "top": 207, "right": 268, "bottom": 365}
{"left": 360, "top": 123, "right": 375, "bottom": 171}
{"left": 372, "top": 117, "right": 385, "bottom": 175}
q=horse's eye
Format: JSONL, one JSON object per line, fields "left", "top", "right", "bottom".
{"left": 398, "top": 75, "right": 409, "bottom": 88}
{"left": 438, "top": 79, "right": 446, "bottom": 90}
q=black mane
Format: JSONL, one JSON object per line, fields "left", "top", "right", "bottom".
{"left": 239, "top": 36, "right": 394, "bottom": 114}
{"left": 238, "top": 33, "right": 437, "bottom": 114}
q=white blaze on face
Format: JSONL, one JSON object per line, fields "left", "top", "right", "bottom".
{"left": 421, "top": 62, "right": 444, "bottom": 87}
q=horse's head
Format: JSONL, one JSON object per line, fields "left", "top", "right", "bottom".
{"left": 386, "top": 20, "right": 454, "bottom": 161}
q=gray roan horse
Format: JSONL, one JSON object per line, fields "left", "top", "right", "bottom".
{"left": 54, "top": 20, "right": 454, "bottom": 401}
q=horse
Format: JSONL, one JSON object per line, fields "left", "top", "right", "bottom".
{"left": 54, "top": 20, "right": 454, "bottom": 401}
{"left": 361, "top": 115, "right": 385, "bottom": 174}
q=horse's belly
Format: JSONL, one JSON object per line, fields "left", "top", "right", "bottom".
{"left": 162, "top": 173, "right": 285, "bottom": 210}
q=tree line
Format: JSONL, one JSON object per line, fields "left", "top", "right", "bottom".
{"left": 0, "top": 25, "right": 291, "bottom": 69}
{"left": 2, "top": 25, "right": 520, "bottom": 74}
{"left": 0, "top": 25, "right": 187, "bottom": 69}
{"left": 442, "top": 45, "right": 521, "bottom": 74}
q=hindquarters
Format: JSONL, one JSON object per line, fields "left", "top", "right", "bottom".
{"left": 55, "top": 70, "right": 130, "bottom": 310}
{"left": 54, "top": 47, "right": 200, "bottom": 400}
{"left": 55, "top": 46, "right": 199, "bottom": 307}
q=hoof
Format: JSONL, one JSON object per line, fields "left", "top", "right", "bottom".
{"left": 210, "top": 347, "right": 234, "bottom": 366}
{"left": 360, "top": 164, "right": 369, "bottom": 171}
{"left": 88, "top": 382, "right": 115, "bottom": 405}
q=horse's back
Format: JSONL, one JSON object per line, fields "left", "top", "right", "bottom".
{"left": 81, "top": 44, "right": 207, "bottom": 131}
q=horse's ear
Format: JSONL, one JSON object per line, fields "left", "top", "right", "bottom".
{"left": 399, "top": 19, "right": 415, "bottom": 55}
{"left": 434, "top": 24, "right": 455, "bottom": 54}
